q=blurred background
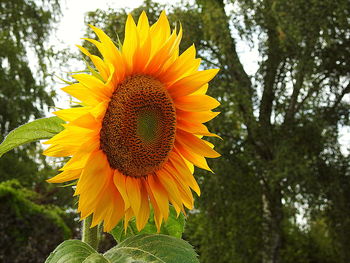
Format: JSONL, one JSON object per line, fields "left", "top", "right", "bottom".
{"left": 1, "top": 0, "right": 350, "bottom": 262}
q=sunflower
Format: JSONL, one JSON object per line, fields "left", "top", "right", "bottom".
{"left": 44, "top": 11, "right": 220, "bottom": 232}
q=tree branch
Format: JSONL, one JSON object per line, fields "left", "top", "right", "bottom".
{"left": 197, "top": 0, "right": 256, "bottom": 134}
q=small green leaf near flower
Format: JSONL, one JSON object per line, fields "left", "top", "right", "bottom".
{"left": 0, "top": 116, "right": 64, "bottom": 157}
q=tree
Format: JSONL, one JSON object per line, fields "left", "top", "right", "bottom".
{"left": 195, "top": 0, "right": 350, "bottom": 262}
{"left": 0, "top": 1, "right": 76, "bottom": 261}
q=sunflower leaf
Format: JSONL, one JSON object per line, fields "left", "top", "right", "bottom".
{"left": 0, "top": 116, "right": 65, "bottom": 157}
{"left": 45, "top": 240, "right": 105, "bottom": 263}
{"left": 104, "top": 234, "right": 199, "bottom": 263}
{"left": 110, "top": 206, "right": 185, "bottom": 243}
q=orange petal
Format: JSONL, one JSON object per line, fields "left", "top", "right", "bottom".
{"left": 164, "top": 164, "right": 194, "bottom": 209}
{"left": 176, "top": 109, "right": 220, "bottom": 123}
{"left": 158, "top": 44, "right": 198, "bottom": 84}
{"left": 136, "top": 180, "right": 150, "bottom": 231}
{"left": 144, "top": 180, "right": 163, "bottom": 231}
{"left": 174, "top": 95, "right": 220, "bottom": 112}
{"left": 176, "top": 130, "right": 220, "bottom": 158}
{"left": 168, "top": 151, "right": 200, "bottom": 196}
{"left": 167, "top": 69, "right": 219, "bottom": 98}
{"left": 113, "top": 170, "right": 130, "bottom": 210}
{"left": 177, "top": 118, "right": 221, "bottom": 138}
{"left": 125, "top": 176, "right": 141, "bottom": 216}
{"left": 147, "top": 174, "right": 169, "bottom": 221}
{"left": 174, "top": 142, "right": 213, "bottom": 172}
{"left": 156, "top": 170, "right": 183, "bottom": 211}
{"left": 47, "top": 169, "right": 82, "bottom": 183}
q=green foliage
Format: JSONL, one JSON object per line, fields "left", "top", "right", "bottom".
{"left": 0, "top": 180, "right": 72, "bottom": 263}
{"left": 0, "top": 117, "right": 65, "bottom": 157}
{"left": 0, "top": 0, "right": 60, "bottom": 135}
{"left": 46, "top": 235, "right": 199, "bottom": 263}
{"left": 110, "top": 206, "right": 185, "bottom": 242}
{"left": 45, "top": 240, "right": 97, "bottom": 263}
{"left": 105, "top": 234, "right": 199, "bottom": 263}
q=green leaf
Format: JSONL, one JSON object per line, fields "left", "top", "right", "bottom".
{"left": 0, "top": 116, "right": 65, "bottom": 157}
{"left": 104, "top": 234, "right": 199, "bottom": 263}
{"left": 45, "top": 240, "right": 98, "bottom": 263}
{"left": 110, "top": 206, "right": 185, "bottom": 243}
{"left": 83, "top": 253, "right": 110, "bottom": 263}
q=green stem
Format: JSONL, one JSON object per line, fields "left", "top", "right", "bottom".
{"left": 82, "top": 215, "right": 100, "bottom": 250}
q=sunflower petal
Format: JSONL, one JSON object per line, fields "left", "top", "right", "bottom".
{"left": 174, "top": 95, "right": 220, "bottom": 112}
{"left": 167, "top": 69, "right": 219, "bottom": 98}
{"left": 176, "top": 130, "right": 220, "bottom": 158}
{"left": 125, "top": 176, "right": 141, "bottom": 216}
{"left": 136, "top": 180, "right": 150, "bottom": 231}
{"left": 113, "top": 170, "right": 131, "bottom": 210}
{"left": 147, "top": 175, "right": 169, "bottom": 221}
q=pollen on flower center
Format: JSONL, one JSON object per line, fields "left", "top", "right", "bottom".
{"left": 100, "top": 75, "right": 176, "bottom": 177}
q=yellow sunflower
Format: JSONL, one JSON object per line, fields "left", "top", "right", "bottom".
{"left": 44, "top": 11, "right": 220, "bottom": 232}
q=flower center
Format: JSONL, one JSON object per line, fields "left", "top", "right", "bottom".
{"left": 100, "top": 75, "right": 176, "bottom": 177}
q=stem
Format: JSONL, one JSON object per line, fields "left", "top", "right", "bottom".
{"left": 82, "top": 215, "right": 100, "bottom": 250}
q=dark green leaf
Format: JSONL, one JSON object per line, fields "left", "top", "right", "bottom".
{"left": 83, "top": 253, "right": 110, "bottom": 263}
{"left": 0, "top": 117, "right": 65, "bottom": 157}
{"left": 45, "top": 240, "right": 97, "bottom": 263}
{"left": 104, "top": 234, "right": 199, "bottom": 263}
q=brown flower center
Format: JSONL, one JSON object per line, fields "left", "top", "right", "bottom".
{"left": 100, "top": 75, "right": 176, "bottom": 177}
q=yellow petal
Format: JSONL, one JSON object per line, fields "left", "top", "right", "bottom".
{"left": 158, "top": 44, "right": 197, "bottom": 84}
{"left": 76, "top": 150, "right": 111, "bottom": 219}
{"left": 62, "top": 83, "right": 101, "bottom": 106}
{"left": 47, "top": 169, "right": 81, "bottom": 183}
{"left": 147, "top": 175, "right": 169, "bottom": 221}
{"left": 113, "top": 170, "right": 130, "bottom": 210}
{"left": 125, "top": 176, "right": 141, "bottom": 216}
{"left": 177, "top": 118, "right": 221, "bottom": 138}
{"left": 192, "top": 83, "right": 208, "bottom": 95}
{"left": 123, "top": 14, "right": 139, "bottom": 74}
{"left": 59, "top": 138, "right": 99, "bottom": 171}
{"left": 176, "top": 130, "right": 220, "bottom": 158}
{"left": 136, "top": 180, "right": 150, "bottom": 231}
{"left": 156, "top": 169, "right": 183, "bottom": 210}
{"left": 76, "top": 45, "right": 109, "bottom": 81}
{"left": 137, "top": 11, "right": 150, "bottom": 43}
{"left": 150, "top": 10, "right": 170, "bottom": 59}
{"left": 164, "top": 164, "right": 194, "bottom": 209}
{"left": 71, "top": 73, "right": 112, "bottom": 99}
{"left": 53, "top": 107, "right": 90, "bottom": 122}
{"left": 167, "top": 69, "right": 219, "bottom": 98}
{"left": 174, "top": 95, "right": 220, "bottom": 112}
{"left": 176, "top": 109, "right": 220, "bottom": 123}
{"left": 145, "top": 182, "right": 163, "bottom": 232}
{"left": 168, "top": 151, "right": 200, "bottom": 196}
{"left": 174, "top": 142, "right": 213, "bottom": 172}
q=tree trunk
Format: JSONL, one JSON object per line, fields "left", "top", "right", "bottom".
{"left": 261, "top": 182, "right": 283, "bottom": 263}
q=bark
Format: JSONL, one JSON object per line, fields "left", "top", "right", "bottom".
{"left": 261, "top": 180, "right": 283, "bottom": 263}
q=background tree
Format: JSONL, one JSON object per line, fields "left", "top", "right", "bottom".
{"left": 0, "top": 1, "right": 76, "bottom": 262}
